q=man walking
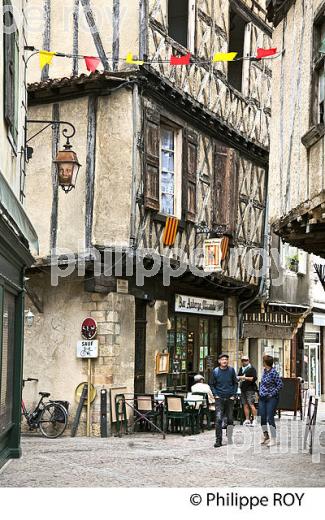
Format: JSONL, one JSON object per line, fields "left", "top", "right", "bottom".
{"left": 238, "top": 355, "right": 258, "bottom": 426}
{"left": 210, "top": 353, "right": 238, "bottom": 447}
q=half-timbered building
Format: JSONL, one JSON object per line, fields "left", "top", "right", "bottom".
{"left": 23, "top": 0, "right": 274, "bottom": 432}
{"left": 267, "top": 0, "right": 325, "bottom": 398}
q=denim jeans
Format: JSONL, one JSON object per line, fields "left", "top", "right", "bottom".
{"left": 259, "top": 396, "right": 279, "bottom": 438}
{"left": 215, "top": 398, "right": 234, "bottom": 443}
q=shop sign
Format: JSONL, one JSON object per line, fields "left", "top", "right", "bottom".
{"left": 175, "top": 294, "right": 224, "bottom": 316}
{"left": 117, "top": 279, "right": 129, "bottom": 294}
{"left": 203, "top": 238, "right": 222, "bottom": 272}
{"left": 76, "top": 340, "right": 99, "bottom": 358}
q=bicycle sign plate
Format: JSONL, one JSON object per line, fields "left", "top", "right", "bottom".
{"left": 76, "top": 340, "right": 99, "bottom": 359}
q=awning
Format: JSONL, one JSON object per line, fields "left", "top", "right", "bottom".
{"left": 0, "top": 170, "right": 38, "bottom": 255}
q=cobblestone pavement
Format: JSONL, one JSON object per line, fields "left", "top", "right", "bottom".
{"left": 1, "top": 412, "right": 325, "bottom": 487}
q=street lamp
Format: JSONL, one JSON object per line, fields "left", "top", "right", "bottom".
{"left": 25, "top": 309, "right": 35, "bottom": 327}
{"left": 26, "top": 120, "right": 81, "bottom": 193}
{"left": 54, "top": 139, "right": 81, "bottom": 194}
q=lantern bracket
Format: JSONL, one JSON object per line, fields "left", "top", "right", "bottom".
{"left": 26, "top": 119, "right": 76, "bottom": 148}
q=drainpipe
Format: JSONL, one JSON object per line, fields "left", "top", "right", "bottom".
{"left": 130, "top": 82, "right": 139, "bottom": 246}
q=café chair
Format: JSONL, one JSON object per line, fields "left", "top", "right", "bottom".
{"left": 134, "top": 394, "right": 162, "bottom": 431}
{"left": 192, "top": 392, "right": 215, "bottom": 430}
{"left": 164, "top": 395, "right": 192, "bottom": 435}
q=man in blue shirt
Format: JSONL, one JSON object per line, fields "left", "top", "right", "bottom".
{"left": 210, "top": 353, "right": 238, "bottom": 447}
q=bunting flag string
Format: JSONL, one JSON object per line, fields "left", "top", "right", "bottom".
{"left": 28, "top": 46, "right": 283, "bottom": 72}
{"left": 39, "top": 50, "right": 55, "bottom": 70}
{"left": 84, "top": 56, "right": 101, "bottom": 73}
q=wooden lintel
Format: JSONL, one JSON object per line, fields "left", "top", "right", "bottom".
{"left": 26, "top": 284, "right": 43, "bottom": 314}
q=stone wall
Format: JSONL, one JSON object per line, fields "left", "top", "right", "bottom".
{"left": 222, "top": 296, "right": 239, "bottom": 369}
{"left": 23, "top": 270, "right": 136, "bottom": 436}
{"left": 81, "top": 291, "right": 135, "bottom": 436}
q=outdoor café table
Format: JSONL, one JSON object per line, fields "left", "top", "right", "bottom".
{"left": 122, "top": 395, "right": 166, "bottom": 439}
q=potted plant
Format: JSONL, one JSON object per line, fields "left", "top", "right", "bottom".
{"left": 288, "top": 254, "right": 299, "bottom": 272}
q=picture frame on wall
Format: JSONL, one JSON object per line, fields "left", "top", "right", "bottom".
{"left": 156, "top": 352, "right": 170, "bottom": 374}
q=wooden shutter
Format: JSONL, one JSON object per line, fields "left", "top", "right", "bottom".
{"left": 3, "top": 4, "right": 14, "bottom": 127}
{"left": 213, "top": 142, "right": 237, "bottom": 234}
{"left": 182, "top": 129, "right": 198, "bottom": 222}
{"left": 143, "top": 108, "right": 160, "bottom": 211}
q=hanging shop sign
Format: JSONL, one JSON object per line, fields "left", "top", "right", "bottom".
{"left": 203, "top": 238, "right": 222, "bottom": 272}
{"left": 175, "top": 294, "right": 224, "bottom": 316}
{"left": 76, "top": 340, "right": 99, "bottom": 359}
{"left": 81, "top": 317, "right": 97, "bottom": 340}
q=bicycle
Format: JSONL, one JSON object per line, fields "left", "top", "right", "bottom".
{"left": 21, "top": 378, "right": 70, "bottom": 438}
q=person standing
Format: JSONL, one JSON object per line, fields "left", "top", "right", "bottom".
{"left": 210, "top": 353, "right": 238, "bottom": 448}
{"left": 238, "top": 356, "right": 258, "bottom": 426}
{"left": 259, "top": 354, "right": 283, "bottom": 447}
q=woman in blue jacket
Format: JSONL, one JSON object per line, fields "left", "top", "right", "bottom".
{"left": 259, "top": 354, "right": 283, "bottom": 447}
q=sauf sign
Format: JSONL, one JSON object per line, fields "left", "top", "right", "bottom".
{"left": 175, "top": 295, "right": 224, "bottom": 316}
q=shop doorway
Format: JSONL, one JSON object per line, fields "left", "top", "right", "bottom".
{"left": 134, "top": 300, "right": 147, "bottom": 394}
{"left": 167, "top": 314, "right": 221, "bottom": 391}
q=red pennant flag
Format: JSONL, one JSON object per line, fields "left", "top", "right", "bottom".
{"left": 170, "top": 52, "right": 191, "bottom": 65}
{"left": 84, "top": 56, "right": 101, "bottom": 73}
{"left": 256, "top": 48, "right": 277, "bottom": 59}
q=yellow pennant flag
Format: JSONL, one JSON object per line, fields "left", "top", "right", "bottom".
{"left": 39, "top": 50, "right": 55, "bottom": 70}
{"left": 213, "top": 52, "right": 238, "bottom": 62}
{"left": 126, "top": 52, "right": 144, "bottom": 65}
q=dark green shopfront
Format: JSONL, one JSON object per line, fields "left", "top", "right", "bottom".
{"left": 0, "top": 172, "right": 37, "bottom": 469}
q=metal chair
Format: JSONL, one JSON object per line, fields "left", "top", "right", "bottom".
{"left": 134, "top": 394, "right": 162, "bottom": 431}
{"left": 192, "top": 391, "right": 215, "bottom": 430}
{"left": 164, "top": 395, "right": 192, "bottom": 435}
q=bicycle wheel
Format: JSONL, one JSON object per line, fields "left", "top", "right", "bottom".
{"left": 39, "top": 403, "right": 68, "bottom": 438}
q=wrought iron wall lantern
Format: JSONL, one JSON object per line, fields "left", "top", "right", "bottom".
{"left": 195, "top": 222, "right": 227, "bottom": 237}
{"left": 26, "top": 119, "right": 82, "bottom": 193}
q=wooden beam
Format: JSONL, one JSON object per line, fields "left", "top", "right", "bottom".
{"left": 41, "top": 0, "right": 51, "bottom": 81}
{"left": 26, "top": 284, "right": 43, "bottom": 314}
{"left": 112, "top": 0, "right": 120, "bottom": 71}
{"left": 80, "top": 0, "right": 110, "bottom": 70}
{"left": 72, "top": 0, "right": 80, "bottom": 76}
{"left": 85, "top": 96, "right": 97, "bottom": 248}
{"left": 50, "top": 103, "right": 60, "bottom": 251}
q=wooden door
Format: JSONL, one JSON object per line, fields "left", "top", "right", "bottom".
{"left": 134, "top": 300, "right": 147, "bottom": 394}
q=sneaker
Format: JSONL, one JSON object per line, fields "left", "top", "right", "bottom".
{"left": 250, "top": 419, "right": 258, "bottom": 427}
{"left": 243, "top": 419, "right": 251, "bottom": 426}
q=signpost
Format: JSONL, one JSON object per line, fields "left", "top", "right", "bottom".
{"left": 78, "top": 319, "right": 99, "bottom": 437}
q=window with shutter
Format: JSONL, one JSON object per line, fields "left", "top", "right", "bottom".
{"left": 143, "top": 109, "right": 160, "bottom": 211}
{"left": 182, "top": 129, "right": 198, "bottom": 223}
{"left": 213, "top": 142, "right": 237, "bottom": 234}
{"left": 3, "top": 0, "right": 19, "bottom": 145}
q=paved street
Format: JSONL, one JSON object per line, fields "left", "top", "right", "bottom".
{"left": 1, "top": 413, "right": 325, "bottom": 487}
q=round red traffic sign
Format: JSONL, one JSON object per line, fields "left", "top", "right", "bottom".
{"left": 81, "top": 317, "right": 97, "bottom": 340}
